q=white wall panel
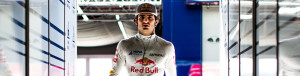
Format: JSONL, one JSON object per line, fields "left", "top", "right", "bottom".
{"left": 49, "top": 0, "right": 65, "bottom": 75}
{"left": 65, "top": 0, "right": 77, "bottom": 76}
{"left": 202, "top": 7, "right": 221, "bottom": 76}
{"left": 0, "top": 0, "right": 77, "bottom": 76}
{"left": 29, "top": 0, "right": 49, "bottom": 75}
{"left": 0, "top": 1, "right": 26, "bottom": 76}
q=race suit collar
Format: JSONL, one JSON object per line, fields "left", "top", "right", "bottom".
{"left": 136, "top": 33, "right": 156, "bottom": 40}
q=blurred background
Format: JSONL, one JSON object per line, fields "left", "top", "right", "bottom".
{"left": 1, "top": 0, "right": 300, "bottom": 76}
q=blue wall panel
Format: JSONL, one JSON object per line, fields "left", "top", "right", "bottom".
{"left": 163, "top": 0, "right": 202, "bottom": 75}
{"left": 163, "top": 0, "right": 202, "bottom": 60}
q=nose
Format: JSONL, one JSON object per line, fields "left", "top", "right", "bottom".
{"left": 143, "top": 18, "right": 149, "bottom": 23}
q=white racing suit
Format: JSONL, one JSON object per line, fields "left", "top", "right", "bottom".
{"left": 111, "top": 34, "right": 177, "bottom": 76}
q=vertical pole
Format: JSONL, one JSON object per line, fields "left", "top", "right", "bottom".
{"left": 275, "top": 0, "right": 279, "bottom": 75}
{"left": 227, "top": 0, "right": 230, "bottom": 75}
{"left": 252, "top": 0, "right": 257, "bottom": 75}
{"left": 64, "top": 0, "right": 66, "bottom": 76}
{"left": 48, "top": 0, "right": 50, "bottom": 76}
{"left": 25, "top": 0, "right": 30, "bottom": 76}
{"left": 238, "top": 0, "right": 241, "bottom": 75}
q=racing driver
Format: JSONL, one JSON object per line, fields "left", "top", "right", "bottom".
{"left": 110, "top": 3, "right": 177, "bottom": 76}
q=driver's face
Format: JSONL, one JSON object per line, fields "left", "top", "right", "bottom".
{"left": 136, "top": 13, "right": 157, "bottom": 36}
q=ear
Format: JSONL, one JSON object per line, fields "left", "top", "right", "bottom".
{"left": 154, "top": 16, "right": 160, "bottom": 26}
{"left": 134, "top": 19, "right": 138, "bottom": 26}
{"left": 155, "top": 20, "right": 159, "bottom": 26}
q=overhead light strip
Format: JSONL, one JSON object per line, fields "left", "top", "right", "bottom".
{"left": 77, "top": 5, "right": 89, "bottom": 21}
{"left": 116, "top": 15, "right": 128, "bottom": 39}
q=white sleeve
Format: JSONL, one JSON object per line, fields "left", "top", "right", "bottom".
{"left": 165, "top": 44, "right": 177, "bottom": 76}
{"left": 111, "top": 41, "right": 126, "bottom": 76}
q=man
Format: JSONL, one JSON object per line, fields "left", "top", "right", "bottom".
{"left": 110, "top": 3, "right": 177, "bottom": 76}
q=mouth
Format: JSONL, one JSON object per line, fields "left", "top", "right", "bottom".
{"left": 142, "top": 24, "right": 150, "bottom": 30}
{"left": 143, "top": 24, "right": 149, "bottom": 28}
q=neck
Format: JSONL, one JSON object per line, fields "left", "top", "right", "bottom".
{"left": 139, "top": 31, "right": 155, "bottom": 36}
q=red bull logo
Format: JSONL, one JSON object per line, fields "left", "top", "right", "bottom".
{"left": 140, "top": 4, "right": 153, "bottom": 12}
{"left": 135, "top": 57, "right": 155, "bottom": 66}
{"left": 131, "top": 57, "right": 158, "bottom": 73}
{"left": 131, "top": 66, "right": 158, "bottom": 73}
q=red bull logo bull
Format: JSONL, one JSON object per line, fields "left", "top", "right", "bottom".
{"left": 131, "top": 57, "right": 158, "bottom": 73}
{"left": 131, "top": 66, "right": 158, "bottom": 73}
{"left": 135, "top": 57, "right": 155, "bottom": 66}
{"left": 140, "top": 4, "right": 153, "bottom": 12}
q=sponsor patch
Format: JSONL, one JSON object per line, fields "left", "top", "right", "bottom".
{"left": 129, "top": 50, "right": 143, "bottom": 55}
{"left": 149, "top": 53, "right": 163, "bottom": 57}
{"left": 113, "top": 49, "right": 118, "bottom": 63}
{"left": 110, "top": 70, "right": 114, "bottom": 75}
{"left": 131, "top": 66, "right": 158, "bottom": 73}
{"left": 113, "top": 58, "right": 117, "bottom": 63}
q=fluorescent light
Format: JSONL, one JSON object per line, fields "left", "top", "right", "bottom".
{"left": 116, "top": 15, "right": 120, "bottom": 20}
{"left": 77, "top": 5, "right": 89, "bottom": 21}
{"left": 240, "top": 15, "right": 252, "bottom": 19}
{"left": 116, "top": 14, "right": 128, "bottom": 39}
{"left": 83, "top": 15, "right": 89, "bottom": 21}
{"left": 279, "top": 7, "right": 300, "bottom": 15}
{"left": 118, "top": 21, "right": 128, "bottom": 39}
{"left": 77, "top": 5, "right": 83, "bottom": 14}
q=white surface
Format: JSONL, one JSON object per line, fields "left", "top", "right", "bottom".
{"left": 76, "top": 58, "right": 86, "bottom": 76}
{"left": 202, "top": 7, "right": 220, "bottom": 62}
{"left": 90, "top": 58, "right": 113, "bottom": 76}
{"left": 202, "top": 7, "right": 221, "bottom": 76}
